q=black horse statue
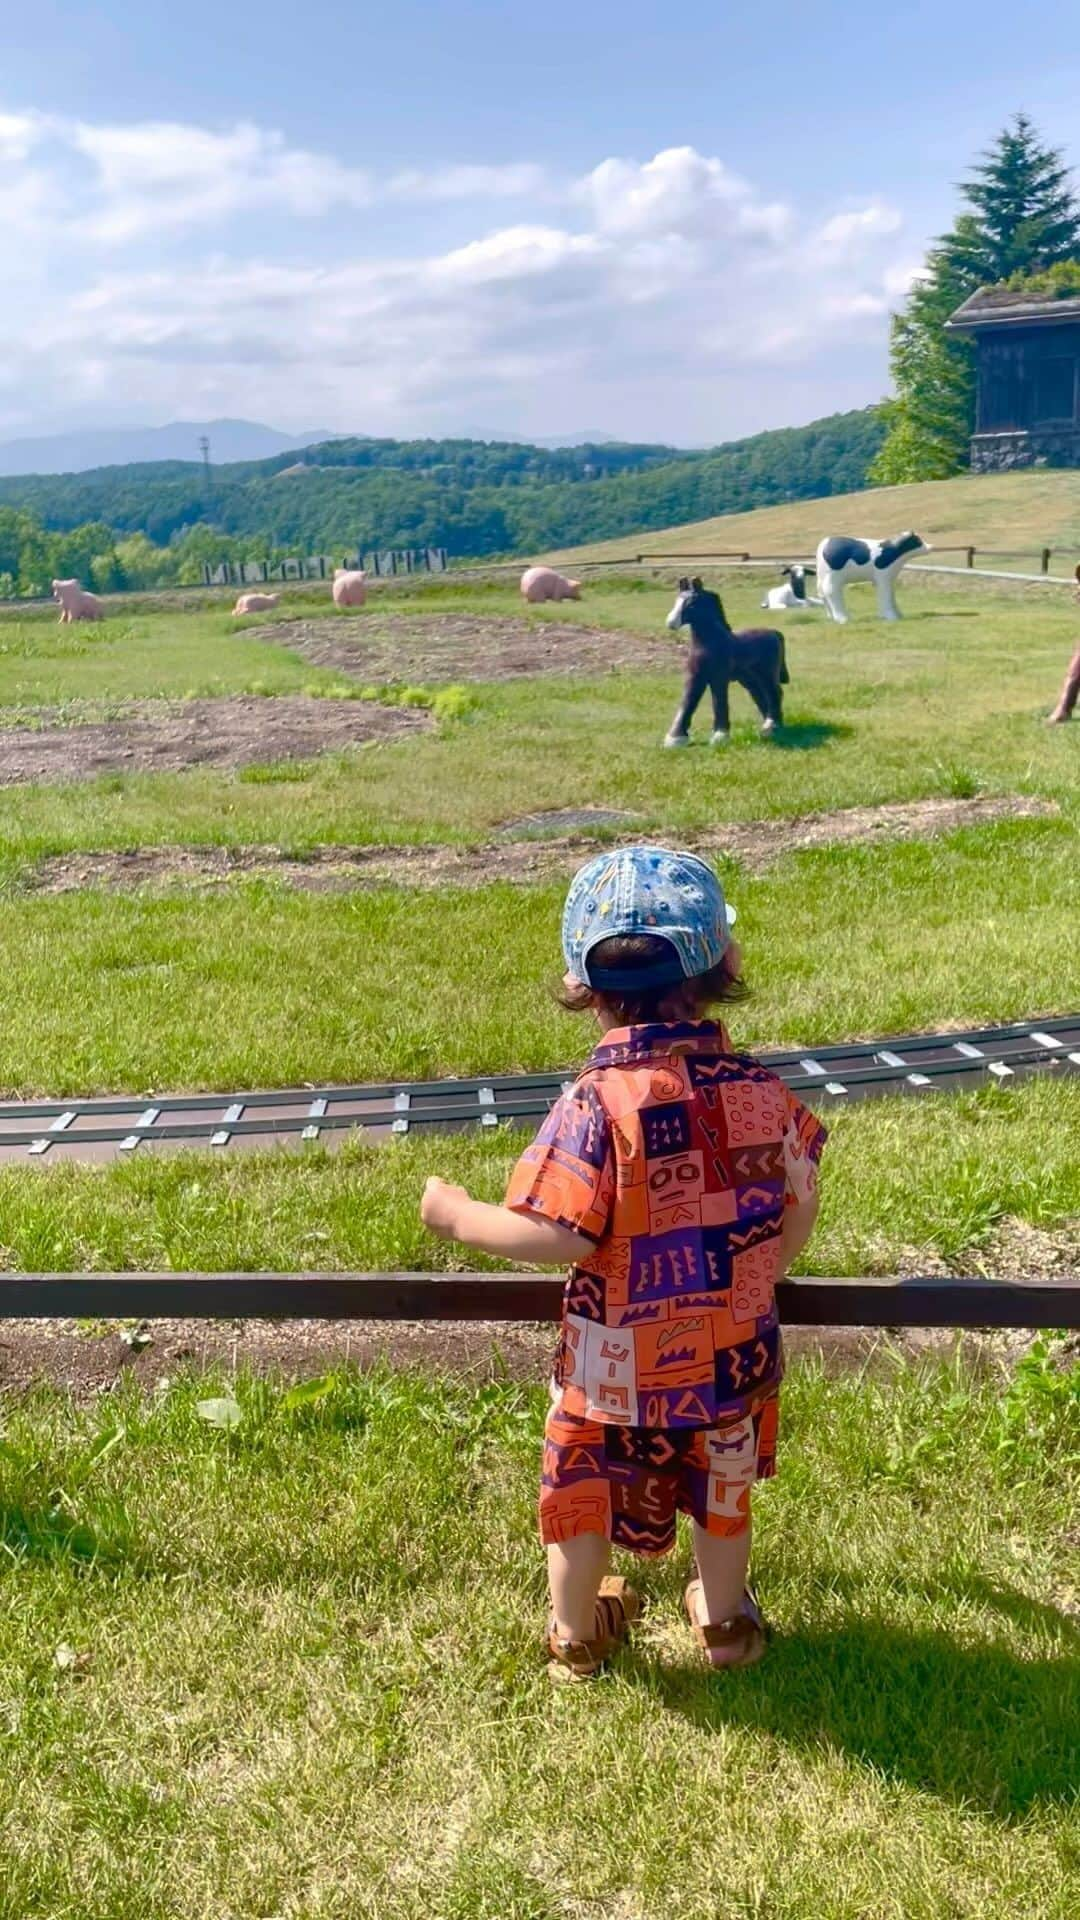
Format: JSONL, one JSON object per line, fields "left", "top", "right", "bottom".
{"left": 664, "top": 577, "right": 789, "bottom": 746}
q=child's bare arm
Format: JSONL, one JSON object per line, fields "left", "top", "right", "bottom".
{"left": 421, "top": 1177, "right": 595, "bottom": 1267}
{"left": 777, "top": 1191, "right": 820, "bottom": 1272}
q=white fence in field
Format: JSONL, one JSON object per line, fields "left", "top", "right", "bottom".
{"left": 201, "top": 548, "right": 449, "bottom": 587}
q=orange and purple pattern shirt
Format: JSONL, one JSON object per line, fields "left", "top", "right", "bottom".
{"left": 506, "top": 1021, "right": 827, "bottom": 1430}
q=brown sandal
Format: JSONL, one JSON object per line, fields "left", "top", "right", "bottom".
{"left": 684, "top": 1580, "right": 768, "bottom": 1670}
{"left": 547, "top": 1575, "right": 642, "bottom": 1681}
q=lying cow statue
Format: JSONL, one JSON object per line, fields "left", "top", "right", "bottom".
{"left": 232, "top": 591, "right": 281, "bottom": 615}
{"left": 761, "top": 564, "right": 824, "bottom": 612}
{"left": 332, "top": 568, "right": 367, "bottom": 608}
{"left": 520, "top": 566, "right": 581, "bottom": 603}
{"left": 664, "top": 577, "right": 788, "bottom": 745}
{"left": 52, "top": 578, "right": 103, "bottom": 623}
{"left": 814, "top": 531, "right": 928, "bottom": 623}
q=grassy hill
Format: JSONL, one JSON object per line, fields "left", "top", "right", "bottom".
{"left": 551, "top": 468, "right": 1080, "bottom": 568}
{"left": 0, "top": 409, "right": 883, "bottom": 561}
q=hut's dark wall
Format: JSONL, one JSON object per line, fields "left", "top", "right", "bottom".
{"left": 971, "top": 321, "right": 1080, "bottom": 470}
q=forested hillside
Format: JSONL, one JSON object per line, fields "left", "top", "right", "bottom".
{"left": 0, "top": 409, "right": 884, "bottom": 565}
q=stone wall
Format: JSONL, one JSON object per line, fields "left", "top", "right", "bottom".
{"left": 971, "top": 427, "right": 1080, "bottom": 471}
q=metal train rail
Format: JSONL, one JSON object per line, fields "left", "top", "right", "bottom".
{"left": 2, "top": 1014, "right": 1078, "bottom": 1165}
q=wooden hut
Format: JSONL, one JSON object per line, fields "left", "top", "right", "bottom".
{"left": 946, "top": 285, "right": 1080, "bottom": 470}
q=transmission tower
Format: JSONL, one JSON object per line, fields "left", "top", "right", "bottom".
{"left": 198, "top": 435, "right": 211, "bottom": 498}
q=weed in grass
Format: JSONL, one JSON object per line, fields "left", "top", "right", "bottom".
{"left": 996, "top": 1335, "right": 1080, "bottom": 1474}
{"left": 939, "top": 762, "right": 983, "bottom": 798}
{"left": 237, "top": 759, "right": 317, "bottom": 784}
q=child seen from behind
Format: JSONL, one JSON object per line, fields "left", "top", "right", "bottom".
{"left": 421, "top": 846, "right": 826, "bottom": 1678}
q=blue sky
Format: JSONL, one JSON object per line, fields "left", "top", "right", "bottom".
{"left": 3, "top": 0, "right": 1080, "bottom": 445}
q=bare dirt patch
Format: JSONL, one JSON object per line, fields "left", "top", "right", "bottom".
{"left": 0, "top": 696, "right": 430, "bottom": 787}
{"left": 696, "top": 791, "right": 1058, "bottom": 867}
{"left": 0, "top": 1313, "right": 1018, "bottom": 1402}
{"left": 498, "top": 806, "right": 643, "bottom": 838}
{"left": 29, "top": 793, "right": 1058, "bottom": 896}
{"left": 252, "top": 612, "right": 676, "bottom": 683}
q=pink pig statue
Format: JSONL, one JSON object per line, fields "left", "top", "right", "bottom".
{"left": 52, "top": 578, "right": 103, "bottom": 623}
{"left": 232, "top": 591, "right": 281, "bottom": 615}
{"left": 520, "top": 566, "right": 582, "bottom": 603}
{"left": 332, "top": 569, "right": 367, "bottom": 608}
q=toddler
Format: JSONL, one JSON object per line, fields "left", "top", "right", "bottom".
{"left": 421, "top": 846, "right": 826, "bottom": 1678}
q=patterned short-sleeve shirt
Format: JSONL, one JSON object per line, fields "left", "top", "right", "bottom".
{"left": 506, "top": 1020, "right": 827, "bottom": 1429}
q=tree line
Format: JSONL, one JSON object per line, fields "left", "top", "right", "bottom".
{"left": 0, "top": 409, "right": 884, "bottom": 593}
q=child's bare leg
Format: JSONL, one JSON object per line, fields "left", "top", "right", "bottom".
{"left": 547, "top": 1533, "right": 611, "bottom": 1640}
{"left": 690, "top": 1518, "right": 752, "bottom": 1626}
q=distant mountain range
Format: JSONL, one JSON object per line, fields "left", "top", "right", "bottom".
{"left": 0, "top": 418, "right": 336, "bottom": 477}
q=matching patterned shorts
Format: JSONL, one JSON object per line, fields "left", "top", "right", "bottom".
{"left": 539, "top": 1393, "right": 779, "bottom": 1557}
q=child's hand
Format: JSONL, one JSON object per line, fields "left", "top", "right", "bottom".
{"left": 421, "top": 1176, "right": 471, "bottom": 1241}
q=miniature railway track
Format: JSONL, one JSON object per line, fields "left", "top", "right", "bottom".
{"left": 2, "top": 1014, "right": 1078, "bottom": 1166}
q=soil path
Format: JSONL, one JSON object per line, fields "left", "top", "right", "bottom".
{"left": 29, "top": 793, "right": 1057, "bottom": 894}
{"left": 0, "top": 696, "right": 429, "bottom": 786}
{"left": 252, "top": 612, "right": 677, "bottom": 682}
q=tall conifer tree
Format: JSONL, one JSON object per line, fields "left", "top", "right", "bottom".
{"left": 871, "top": 116, "right": 1080, "bottom": 483}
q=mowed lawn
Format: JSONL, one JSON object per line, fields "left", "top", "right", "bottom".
{"left": 0, "top": 575, "right": 1076, "bottom": 1079}
{"left": 548, "top": 464, "right": 1080, "bottom": 566}
{"left": 0, "top": 579, "right": 1077, "bottom": 1920}
{"left": 0, "top": 1354, "right": 1076, "bottom": 1920}
{"left": 0, "top": 571, "right": 1076, "bottom": 1270}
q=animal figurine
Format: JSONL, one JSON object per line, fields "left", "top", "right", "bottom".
{"left": 332, "top": 568, "right": 367, "bottom": 609}
{"left": 1048, "top": 649, "right": 1080, "bottom": 722}
{"left": 520, "top": 566, "right": 582, "bottom": 603}
{"left": 232, "top": 591, "right": 281, "bottom": 615}
{"left": 814, "top": 531, "right": 928, "bottom": 623}
{"left": 52, "top": 578, "right": 103, "bottom": 623}
{"left": 664, "top": 577, "right": 788, "bottom": 744}
{"left": 761, "top": 564, "right": 824, "bottom": 612}
{"left": 1048, "top": 565, "right": 1080, "bottom": 722}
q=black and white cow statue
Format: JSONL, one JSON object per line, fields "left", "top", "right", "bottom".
{"left": 814, "top": 531, "right": 928, "bottom": 624}
{"left": 761, "top": 564, "right": 824, "bottom": 612}
{"left": 664, "top": 577, "right": 788, "bottom": 745}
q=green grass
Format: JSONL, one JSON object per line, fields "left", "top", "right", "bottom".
{"left": 0, "top": 559, "right": 1077, "bottom": 1919}
{"left": 0, "top": 1353, "right": 1075, "bottom": 1918}
{"left": 0, "top": 1079, "right": 1077, "bottom": 1275}
{"left": 0, "top": 577, "right": 1075, "bottom": 865}
{"left": 0, "top": 574, "right": 1074, "bottom": 1268}
{"left": 549, "top": 465, "right": 1080, "bottom": 564}
{"left": 0, "top": 607, "right": 339, "bottom": 707}
{"left": 0, "top": 821, "right": 1076, "bottom": 1095}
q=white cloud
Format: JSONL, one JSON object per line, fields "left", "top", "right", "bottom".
{"left": 70, "top": 119, "right": 378, "bottom": 239}
{"left": 0, "top": 110, "right": 44, "bottom": 159}
{"left": 883, "top": 258, "right": 928, "bottom": 298}
{"left": 388, "top": 162, "right": 548, "bottom": 202}
{"left": 817, "top": 204, "right": 903, "bottom": 255}
{"left": 434, "top": 225, "right": 602, "bottom": 284}
{"left": 577, "top": 145, "right": 791, "bottom": 245}
{"left": 0, "top": 105, "right": 909, "bottom": 440}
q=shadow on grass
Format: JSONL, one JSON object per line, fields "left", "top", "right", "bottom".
{"left": 0, "top": 1499, "right": 139, "bottom": 1570}
{"left": 640, "top": 1603, "right": 1079, "bottom": 1818}
{"left": 770, "top": 719, "right": 853, "bottom": 751}
{"left": 901, "top": 608, "right": 984, "bottom": 620}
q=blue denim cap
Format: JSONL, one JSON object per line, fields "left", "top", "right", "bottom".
{"left": 562, "top": 845, "right": 735, "bottom": 990}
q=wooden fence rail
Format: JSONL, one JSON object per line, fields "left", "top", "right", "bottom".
{"left": 634, "top": 546, "right": 1072, "bottom": 575}
{"left": 0, "top": 1273, "right": 1077, "bottom": 1327}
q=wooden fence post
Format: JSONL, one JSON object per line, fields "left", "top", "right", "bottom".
{"left": 1042, "top": 548, "right": 1051, "bottom": 574}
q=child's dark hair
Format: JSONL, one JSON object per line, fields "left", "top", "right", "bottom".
{"left": 559, "top": 932, "right": 748, "bottom": 1025}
